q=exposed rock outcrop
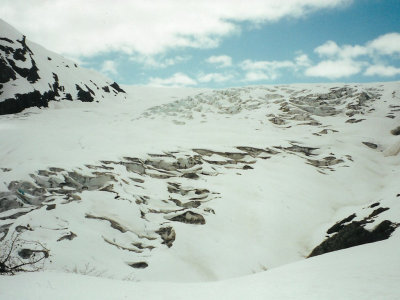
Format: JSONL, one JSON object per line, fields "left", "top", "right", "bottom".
{"left": 0, "top": 20, "right": 126, "bottom": 115}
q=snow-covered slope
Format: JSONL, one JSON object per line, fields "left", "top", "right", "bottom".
{"left": 0, "top": 19, "right": 126, "bottom": 115}
{"left": 1, "top": 20, "right": 400, "bottom": 300}
{"left": 2, "top": 233, "right": 400, "bottom": 300}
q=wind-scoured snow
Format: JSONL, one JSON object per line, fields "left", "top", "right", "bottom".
{"left": 1, "top": 19, "right": 400, "bottom": 300}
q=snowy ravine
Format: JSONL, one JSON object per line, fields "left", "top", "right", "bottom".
{"left": 1, "top": 20, "right": 400, "bottom": 300}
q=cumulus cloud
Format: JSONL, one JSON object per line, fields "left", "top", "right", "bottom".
{"left": 305, "top": 59, "right": 362, "bottom": 79}
{"left": 365, "top": 65, "right": 400, "bottom": 77}
{"left": 198, "top": 72, "right": 233, "bottom": 83}
{"left": 1, "top": 0, "right": 351, "bottom": 57}
{"left": 306, "top": 32, "right": 400, "bottom": 78}
{"left": 148, "top": 72, "right": 196, "bottom": 87}
{"left": 100, "top": 60, "right": 118, "bottom": 76}
{"left": 368, "top": 33, "right": 400, "bottom": 56}
{"left": 243, "top": 71, "right": 270, "bottom": 82}
{"left": 314, "top": 41, "right": 341, "bottom": 57}
{"left": 206, "top": 55, "right": 232, "bottom": 68}
{"left": 240, "top": 59, "right": 295, "bottom": 81}
{"left": 314, "top": 41, "right": 367, "bottom": 59}
{"left": 295, "top": 54, "right": 312, "bottom": 67}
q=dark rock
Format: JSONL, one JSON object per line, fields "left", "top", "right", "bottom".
{"left": 85, "top": 214, "right": 126, "bottom": 233}
{"left": 369, "top": 202, "right": 380, "bottom": 208}
{"left": 46, "top": 204, "right": 56, "bottom": 210}
{"left": 0, "top": 223, "right": 11, "bottom": 241}
{"left": 130, "top": 177, "right": 145, "bottom": 183}
{"left": 346, "top": 118, "right": 365, "bottom": 123}
{"left": 102, "top": 86, "right": 110, "bottom": 93}
{"left": 110, "top": 82, "right": 126, "bottom": 93}
{"left": 0, "top": 37, "right": 14, "bottom": 43}
{"left": 0, "top": 210, "right": 33, "bottom": 220}
{"left": 391, "top": 126, "right": 400, "bottom": 136}
{"left": 156, "top": 226, "right": 176, "bottom": 248}
{"left": 0, "top": 90, "right": 46, "bottom": 115}
{"left": 243, "top": 165, "right": 253, "bottom": 170}
{"left": 1, "top": 67, "right": 61, "bottom": 114}
{"left": 269, "top": 117, "right": 286, "bottom": 125}
{"left": 236, "top": 146, "right": 267, "bottom": 157}
{"left": 195, "top": 189, "right": 209, "bottom": 195}
{"left": 326, "top": 213, "right": 356, "bottom": 234}
{"left": 57, "top": 231, "right": 77, "bottom": 242}
{"left": 7, "top": 56, "right": 40, "bottom": 83}
{"left": 0, "top": 57, "right": 16, "bottom": 83}
{"left": 284, "top": 144, "right": 318, "bottom": 156}
{"left": 362, "top": 142, "right": 378, "bottom": 149}
{"left": 128, "top": 262, "right": 148, "bottom": 269}
{"left": 169, "top": 211, "right": 206, "bottom": 225}
{"left": 368, "top": 207, "right": 389, "bottom": 218}
{"left": 84, "top": 84, "right": 95, "bottom": 95}
{"left": 309, "top": 220, "right": 398, "bottom": 257}
{"left": 13, "top": 47, "right": 26, "bottom": 61}
{"left": 75, "top": 84, "right": 94, "bottom": 102}
{"left": 169, "top": 198, "right": 201, "bottom": 209}
{"left": 0, "top": 194, "right": 23, "bottom": 213}
{"left": 358, "top": 92, "right": 371, "bottom": 105}
{"left": 182, "top": 172, "right": 199, "bottom": 179}
{"left": 15, "top": 225, "right": 32, "bottom": 232}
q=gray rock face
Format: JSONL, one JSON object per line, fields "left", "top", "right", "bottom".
{"left": 309, "top": 206, "right": 399, "bottom": 257}
{"left": 309, "top": 220, "right": 397, "bottom": 257}
{"left": 391, "top": 126, "right": 400, "bottom": 135}
{"left": 169, "top": 211, "right": 206, "bottom": 225}
{"left": 362, "top": 142, "right": 378, "bottom": 149}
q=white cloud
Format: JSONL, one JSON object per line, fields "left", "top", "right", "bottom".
{"left": 198, "top": 72, "right": 233, "bottom": 83}
{"left": 130, "top": 55, "right": 190, "bottom": 68}
{"left": 148, "top": 72, "right": 196, "bottom": 87}
{"left": 100, "top": 60, "right": 117, "bottom": 76}
{"left": 243, "top": 71, "right": 270, "bottom": 82}
{"left": 368, "top": 33, "right": 400, "bottom": 56}
{"left": 295, "top": 54, "right": 312, "bottom": 67}
{"left": 206, "top": 55, "right": 232, "bottom": 68}
{"left": 315, "top": 41, "right": 341, "bottom": 57}
{"left": 305, "top": 59, "right": 362, "bottom": 79}
{"left": 1, "top": 0, "right": 351, "bottom": 57}
{"left": 315, "top": 41, "right": 367, "bottom": 59}
{"left": 240, "top": 59, "right": 295, "bottom": 81}
{"left": 365, "top": 65, "right": 400, "bottom": 77}
{"left": 306, "top": 32, "right": 400, "bottom": 78}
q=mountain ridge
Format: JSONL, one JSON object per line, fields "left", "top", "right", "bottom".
{"left": 0, "top": 19, "right": 126, "bottom": 115}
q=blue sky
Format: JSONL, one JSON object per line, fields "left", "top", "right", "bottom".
{"left": 2, "top": 0, "right": 400, "bottom": 87}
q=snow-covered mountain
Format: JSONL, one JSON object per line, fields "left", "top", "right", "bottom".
{"left": 1, "top": 20, "right": 400, "bottom": 300}
{"left": 0, "top": 19, "right": 126, "bottom": 115}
